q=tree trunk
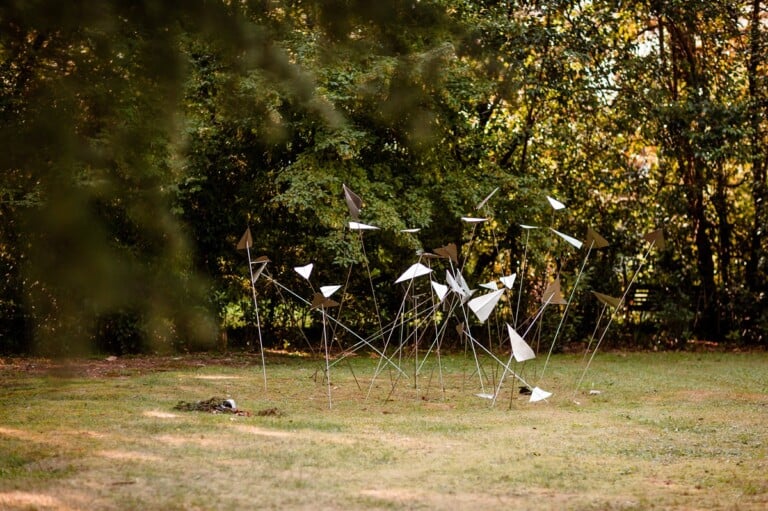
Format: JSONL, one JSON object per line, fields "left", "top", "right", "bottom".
{"left": 681, "top": 154, "right": 719, "bottom": 339}
{"left": 745, "top": 0, "right": 767, "bottom": 291}
{"left": 713, "top": 163, "right": 731, "bottom": 290}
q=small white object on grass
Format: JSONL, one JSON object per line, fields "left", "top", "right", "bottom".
{"left": 529, "top": 387, "right": 553, "bottom": 403}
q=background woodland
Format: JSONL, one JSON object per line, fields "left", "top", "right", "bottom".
{"left": 1, "top": 0, "right": 767, "bottom": 354}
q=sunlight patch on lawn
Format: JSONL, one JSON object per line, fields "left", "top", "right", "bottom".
{"left": 232, "top": 425, "right": 303, "bottom": 439}
{"left": 0, "top": 491, "right": 75, "bottom": 511}
{"left": 358, "top": 487, "right": 585, "bottom": 508}
{"left": 97, "top": 450, "right": 163, "bottom": 462}
{"left": 142, "top": 410, "right": 179, "bottom": 418}
{"left": 153, "top": 434, "right": 221, "bottom": 447}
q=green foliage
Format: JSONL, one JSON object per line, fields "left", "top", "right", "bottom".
{"left": 2, "top": 1, "right": 768, "bottom": 353}
{"left": 0, "top": 1, "right": 243, "bottom": 354}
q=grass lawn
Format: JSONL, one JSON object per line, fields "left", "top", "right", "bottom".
{"left": 1, "top": 350, "right": 766, "bottom": 510}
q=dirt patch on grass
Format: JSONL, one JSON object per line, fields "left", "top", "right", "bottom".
{"left": 231, "top": 424, "right": 366, "bottom": 445}
{"left": 0, "top": 426, "right": 91, "bottom": 447}
{"left": 97, "top": 450, "right": 163, "bottom": 462}
{"left": 358, "top": 487, "right": 619, "bottom": 509}
{"left": 0, "top": 353, "right": 267, "bottom": 378}
{"left": 1, "top": 427, "right": 107, "bottom": 443}
{"left": 154, "top": 433, "right": 222, "bottom": 447}
{"left": 0, "top": 491, "right": 75, "bottom": 511}
{"left": 676, "top": 389, "right": 768, "bottom": 403}
{"left": 233, "top": 425, "right": 299, "bottom": 439}
{"left": 142, "top": 410, "right": 180, "bottom": 419}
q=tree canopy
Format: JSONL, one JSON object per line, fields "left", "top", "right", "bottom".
{"left": 2, "top": 0, "right": 767, "bottom": 355}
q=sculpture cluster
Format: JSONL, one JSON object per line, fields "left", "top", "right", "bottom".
{"left": 237, "top": 185, "right": 664, "bottom": 408}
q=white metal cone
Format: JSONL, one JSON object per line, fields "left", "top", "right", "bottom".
{"left": 446, "top": 271, "right": 461, "bottom": 294}
{"left": 507, "top": 324, "right": 536, "bottom": 362}
{"left": 500, "top": 274, "right": 517, "bottom": 289}
{"left": 446, "top": 270, "right": 473, "bottom": 298}
{"left": 294, "top": 263, "right": 313, "bottom": 280}
{"left": 431, "top": 281, "right": 449, "bottom": 302}
{"left": 468, "top": 288, "right": 505, "bottom": 323}
{"left": 455, "top": 271, "right": 473, "bottom": 296}
{"left": 547, "top": 196, "right": 566, "bottom": 210}
{"left": 551, "top": 228, "right": 583, "bottom": 249}
{"left": 320, "top": 285, "right": 341, "bottom": 298}
{"left": 349, "top": 221, "right": 379, "bottom": 231}
{"left": 395, "top": 262, "right": 433, "bottom": 283}
{"left": 529, "top": 387, "right": 553, "bottom": 402}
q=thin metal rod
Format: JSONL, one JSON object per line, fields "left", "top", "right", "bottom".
{"left": 490, "top": 297, "right": 552, "bottom": 407}
{"left": 573, "top": 240, "right": 656, "bottom": 396}
{"left": 515, "top": 229, "right": 532, "bottom": 328}
{"left": 540, "top": 241, "right": 595, "bottom": 380}
{"left": 245, "top": 245, "right": 268, "bottom": 391}
{"left": 264, "top": 275, "right": 408, "bottom": 378}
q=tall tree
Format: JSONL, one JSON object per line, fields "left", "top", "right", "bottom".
{"left": 0, "top": 1, "right": 267, "bottom": 353}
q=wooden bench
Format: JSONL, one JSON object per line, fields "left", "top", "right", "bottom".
{"left": 628, "top": 286, "right": 656, "bottom": 312}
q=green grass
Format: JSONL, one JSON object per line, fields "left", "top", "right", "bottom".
{"left": 0, "top": 351, "right": 766, "bottom": 510}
